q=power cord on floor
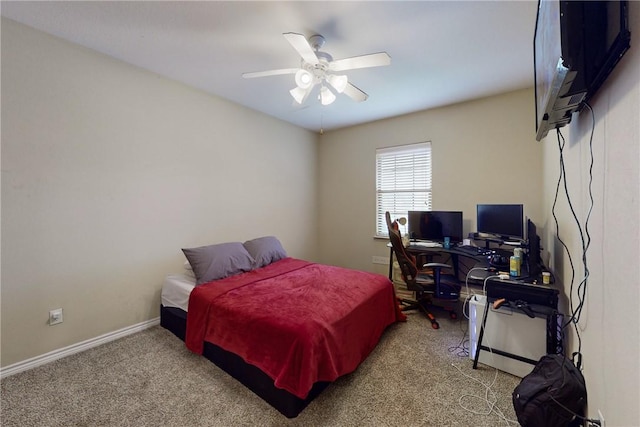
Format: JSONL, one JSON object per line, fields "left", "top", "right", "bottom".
{"left": 448, "top": 315, "right": 470, "bottom": 357}
{"left": 451, "top": 362, "right": 519, "bottom": 426}
{"left": 446, "top": 268, "right": 519, "bottom": 426}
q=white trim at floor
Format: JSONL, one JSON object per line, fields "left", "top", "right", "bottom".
{"left": 0, "top": 317, "right": 160, "bottom": 379}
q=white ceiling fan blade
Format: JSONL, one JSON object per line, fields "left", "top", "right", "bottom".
{"left": 329, "top": 52, "right": 391, "bottom": 72}
{"left": 242, "top": 68, "right": 299, "bottom": 79}
{"left": 342, "top": 82, "right": 369, "bottom": 102}
{"left": 283, "top": 32, "right": 319, "bottom": 65}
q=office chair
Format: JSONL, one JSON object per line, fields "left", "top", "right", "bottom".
{"left": 386, "top": 211, "right": 461, "bottom": 329}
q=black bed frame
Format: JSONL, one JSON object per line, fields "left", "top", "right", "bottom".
{"left": 160, "top": 305, "right": 329, "bottom": 418}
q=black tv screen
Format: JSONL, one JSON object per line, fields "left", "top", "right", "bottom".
{"left": 408, "top": 211, "right": 463, "bottom": 243}
{"left": 476, "top": 204, "right": 524, "bottom": 240}
{"left": 534, "top": 0, "right": 630, "bottom": 141}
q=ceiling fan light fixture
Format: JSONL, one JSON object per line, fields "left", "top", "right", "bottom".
{"left": 294, "top": 69, "right": 313, "bottom": 89}
{"left": 290, "top": 86, "right": 308, "bottom": 104}
{"left": 327, "top": 74, "right": 348, "bottom": 93}
{"left": 320, "top": 86, "right": 336, "bottom": 105}
{"left": 243, "top": 33, "right": 389, "bottom": 107}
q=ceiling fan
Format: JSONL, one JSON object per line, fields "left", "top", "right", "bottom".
{"left": 242, "top": 32, "right": 391, "bottom": 106}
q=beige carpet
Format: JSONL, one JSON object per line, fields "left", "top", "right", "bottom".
{"left": 1, "top": 310, "right": 522, "bottom": 426}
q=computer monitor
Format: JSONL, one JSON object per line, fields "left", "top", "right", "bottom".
{"left": 408, "top": 211, "right": 464, "bottom": 243}
{"left": 476, "top": 204, "right": 524, "bottom": 240}
{"left": 527, "top": 218, "right": 542, "bottom": 277}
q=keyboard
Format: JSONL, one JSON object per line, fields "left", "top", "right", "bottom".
{"left": 457, "top": 245, "right": 489, "bottom": 256}
{"left": 410, "top": 241, "right": 442, "bottom": 248}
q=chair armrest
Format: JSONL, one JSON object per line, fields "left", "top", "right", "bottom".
{"left": 423, "top": 262, "right": 452, "bottom": 270}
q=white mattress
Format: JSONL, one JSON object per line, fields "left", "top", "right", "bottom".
{"left": 161, "top": 273, "right": 196, "bottom": 312}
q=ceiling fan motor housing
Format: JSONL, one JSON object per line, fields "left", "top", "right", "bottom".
{"left": 309, "top": 34, "right": 326, "bottom": 51}
{"left": 301, "top": 52, "right": 332, "bottom": 86}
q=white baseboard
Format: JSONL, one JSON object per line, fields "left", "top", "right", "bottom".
{"left": 0, "top": 317, "right": 160, "bottom": 379}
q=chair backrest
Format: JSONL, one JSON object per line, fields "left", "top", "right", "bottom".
{"left": 386, "top": 212, "right": 419, "bottom": 288}
{"left": 386, "top": 212, "right": 460, "bottom": 300}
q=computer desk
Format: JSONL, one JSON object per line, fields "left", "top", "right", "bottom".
{"left": 468, "top": 270, "right": 562, "bottom": 369}
{"left": 386, "top": 242, "right": 493, "bottom": 283}
{"left": 386, "top": 242, "right": 563, "bottom": 366}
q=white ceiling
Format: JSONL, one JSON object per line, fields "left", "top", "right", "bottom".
{"left": 1, "top": 1, "right": 538, "bottom": 133}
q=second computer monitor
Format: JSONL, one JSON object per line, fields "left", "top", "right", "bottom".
{"left": 476, "top": 204, "right": 524, "bottom": 240}
{"left": 408, "top": 211, "right": 464, "bottom": 243}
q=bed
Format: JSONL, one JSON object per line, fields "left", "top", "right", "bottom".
{"left": 160, "top": 237, "right": 404, "bottom": 418}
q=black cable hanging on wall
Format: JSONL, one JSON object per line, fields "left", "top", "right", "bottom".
{"left": 552, "top": 102, "right": 596, "bottom": 357}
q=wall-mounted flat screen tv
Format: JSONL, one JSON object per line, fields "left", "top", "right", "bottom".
{"left": 534, "top": 0, "right": 630, "bottom": 141}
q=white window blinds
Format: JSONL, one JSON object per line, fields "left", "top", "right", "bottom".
{"left": 375, "top": 142, "right": 432, "bottom": 237}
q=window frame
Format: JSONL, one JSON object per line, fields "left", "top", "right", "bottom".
{"left": 375, "top": 142, "right": 432, "bottom": 238}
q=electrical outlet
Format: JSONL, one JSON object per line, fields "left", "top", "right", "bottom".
{"left": 597, "top": 409, "right": 605, "bottom": 427}
{"left": 49, "top": 308, "right": 63, "bottom": 326}
{"left": 372, "top": 256, "right": 388, "bottom": 265}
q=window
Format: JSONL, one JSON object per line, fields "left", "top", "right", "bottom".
{"left": 375, "top": 142, "right": 432, "bottom": 237}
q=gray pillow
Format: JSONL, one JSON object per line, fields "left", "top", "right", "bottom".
{"left": 182, "top": 242, "right": 255, "bottom": 285}
{"left": 243, "top": 236, "right": 287, "bottom": 269}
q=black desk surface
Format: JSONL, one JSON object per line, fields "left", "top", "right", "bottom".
{"left": 467, "top": 266, "right": 559, "bottom": 309}
{"left": 390, "top": 242, "right": 559, "bottom": 309}
{"left": 405, "top": 244, "right": 490, "bottom": 257}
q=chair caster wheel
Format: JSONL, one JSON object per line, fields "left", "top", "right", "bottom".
{"left": 449, "top": 312, "right": 457, "bottom": 320}
{"left": 431, "top": 322, "right": 440, "bottom": 329}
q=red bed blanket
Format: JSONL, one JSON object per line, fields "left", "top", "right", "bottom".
{"left": 185, "top": 257, "right": 404, "bottom": 399}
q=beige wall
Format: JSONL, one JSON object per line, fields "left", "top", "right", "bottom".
{"left": 1, "top": 19, "right": 319, "bottom": 367}
{"left": 317, "top": 88, "right": 542, "bottom": 274}
{"left": 538, "top": 2, "right": 640, "bottom": 425}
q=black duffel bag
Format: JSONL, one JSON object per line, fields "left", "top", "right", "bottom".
{"left": 512, "top": 353, "right": 587, "bottom": 427}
